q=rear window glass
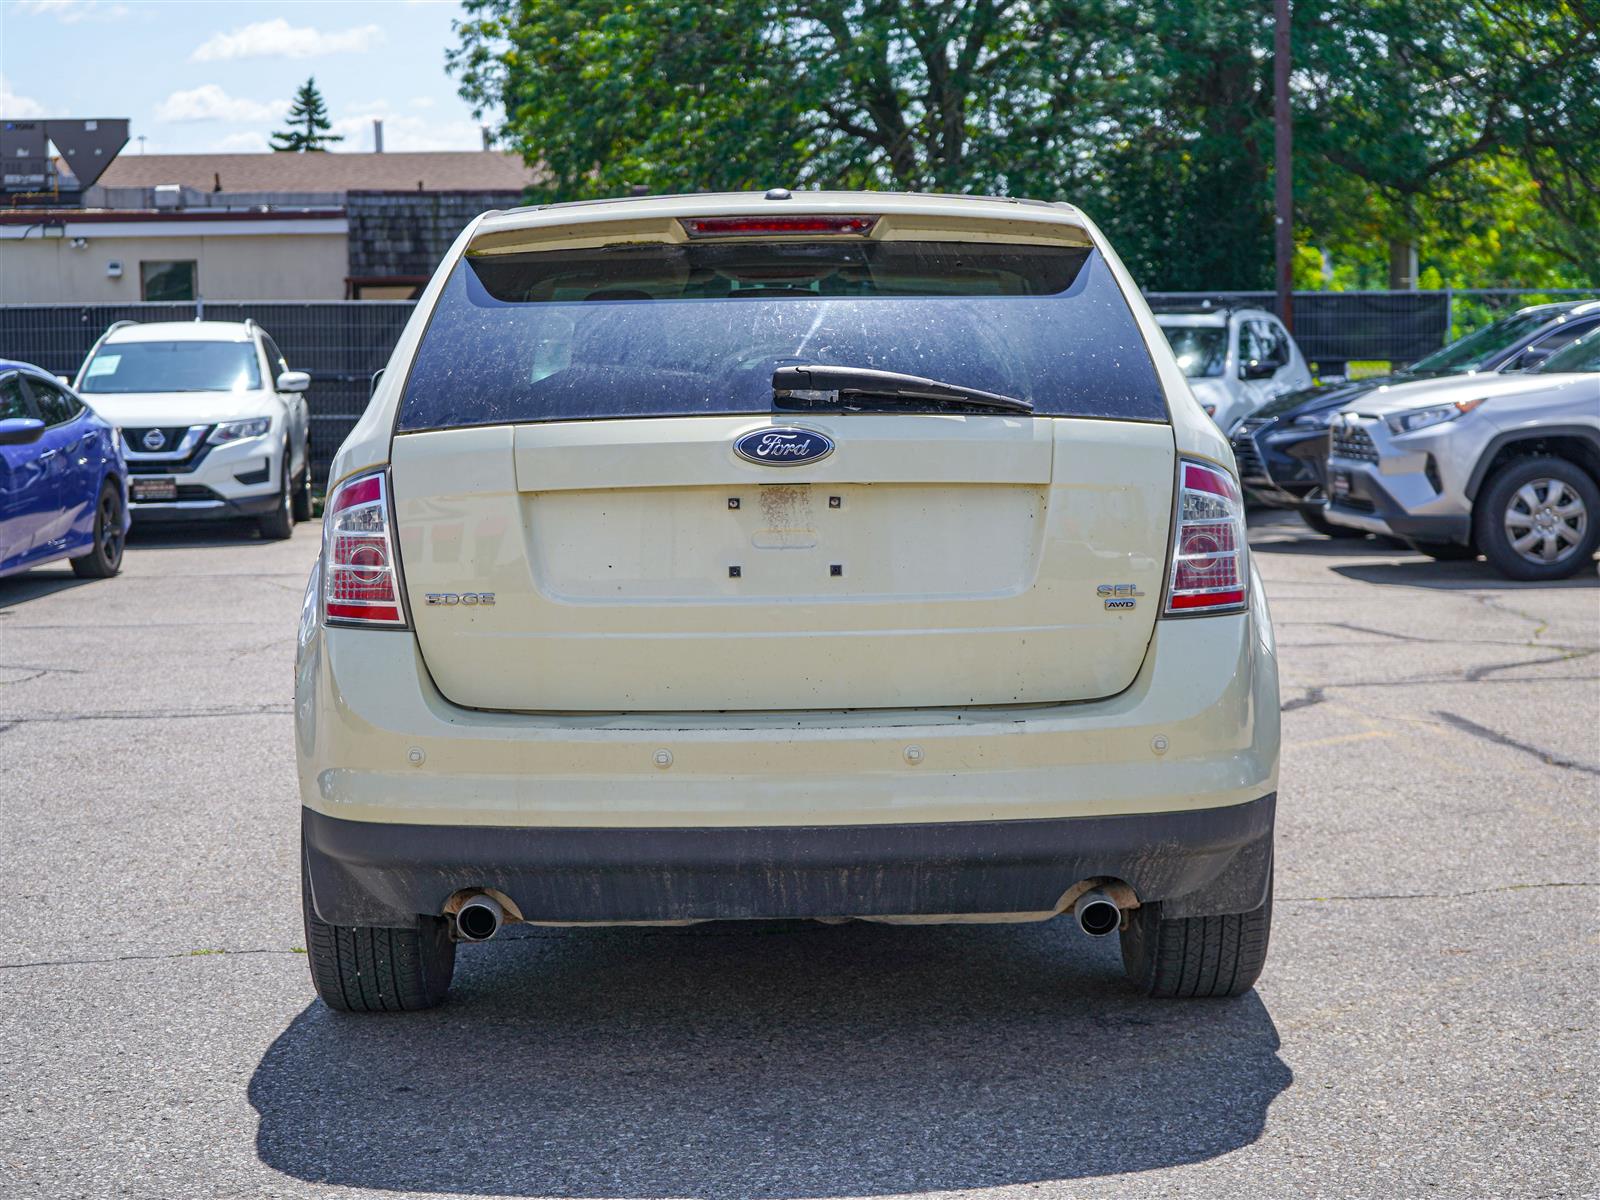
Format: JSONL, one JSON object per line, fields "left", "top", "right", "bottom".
{"left": 398, "top": 239, "right": 1168, "bottom": 430}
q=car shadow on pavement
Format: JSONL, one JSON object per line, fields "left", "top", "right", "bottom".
{"left": 1245, "top": 523, "right": 1416, "bottom": 558}
{"left": 251, "top": 920, "right": 1289, "bottom": 1198}
{"left": 1332, "top": 560, "right": 1600, "bottom": 589}
{"left": 126, "top": 522, "right": 287, "bottom": 549}
{"left": 0, "top": 568, "right": 97, "bottom": 608}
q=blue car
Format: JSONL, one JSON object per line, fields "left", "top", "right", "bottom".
{"left": 0, "top": 360, "right": 130, "bottom": 580}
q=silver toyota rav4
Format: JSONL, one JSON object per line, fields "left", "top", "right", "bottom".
{"left": 1325, "top": 329, "right": 1600, "bottom": 579}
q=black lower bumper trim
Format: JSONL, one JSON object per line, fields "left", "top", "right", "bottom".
{"left": 129, "top": 492, "right": 280, "bottom": 521}
{"left": 303, "top": 795, "right": 1276, "bottom": 927}
{"left": 1328, "top": 471, "right": 1470, "bottom": 542}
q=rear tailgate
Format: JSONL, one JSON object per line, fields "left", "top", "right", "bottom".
{"left": 392, "top": 414, "right": 1173, "bottom": 711}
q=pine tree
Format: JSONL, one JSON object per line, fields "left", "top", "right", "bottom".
{"left": 270, "top": 77, "right": 343, "bottom": 153}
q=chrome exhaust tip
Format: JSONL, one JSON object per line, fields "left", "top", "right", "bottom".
{"left": 455, "top": 893, "right": 505, "bottom": 942}
{"left": 1074, "top": 889, "right": 1122, "bottom": 938}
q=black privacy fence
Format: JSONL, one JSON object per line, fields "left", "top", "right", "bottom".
{"left": 4, "top": 289, "right": 1595, "bottom": 485}
{"left": 0, "top": 301, "right": 415, "bottom": 485}
{"left": 1145, "top": 290, "right": 1450, "bottom": 369}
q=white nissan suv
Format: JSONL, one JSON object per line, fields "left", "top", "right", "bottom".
{"left": 75, "top": 320, "right": 312, "bottom": 538}
{"left": 1156, "top": 306, "right": 1312, "bottom": 432}
{"left": 296, "top": 191, "right": 1281, "bottom": 1010}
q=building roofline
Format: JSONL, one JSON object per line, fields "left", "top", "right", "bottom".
{"left": 0, "top": 208, "right": 344, "bottom": 225}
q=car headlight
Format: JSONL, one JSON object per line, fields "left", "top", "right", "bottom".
{"left": 1385, "top": 397, "right": 1486, "bottom": 436}
{"left": 208, "top": 417, "right": 272, "bottom": 444}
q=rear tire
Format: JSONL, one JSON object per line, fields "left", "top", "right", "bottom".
{"left": 1299, "top": 504, "right": 1366, "bottom": 538}
{"left": 258, "top": 451, "right": 295, "bottom": 540}
{"left": 1120, "top": 875, "right": 1272, "bottom": 998}
{"left": 69, "top": 481, "right": 125, "bottom": 578}
{"left": 302, "top": 855, "right": 455, "bottom": 1012}
{"left": 1474, "top": 456, "right": 1599, "bottom": 581}
{"left": 291, "top": 451, "right": 313, "bottom": 522}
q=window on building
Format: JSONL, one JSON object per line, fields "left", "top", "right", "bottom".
{"left": 140, "top": 260, "right": 197, "bottom": 302}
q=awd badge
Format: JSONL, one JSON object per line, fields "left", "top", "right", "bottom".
{"left": 1097, "top": 583, "right": 1144, "bottom": 610}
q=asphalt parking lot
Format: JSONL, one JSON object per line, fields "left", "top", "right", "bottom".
{"left": 1, "top": 512, "right": 1595, "bottom": 1200}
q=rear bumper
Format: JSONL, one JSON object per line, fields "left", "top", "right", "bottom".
{"left": 304, "top": 793, "right": 1275, "bottom": 926}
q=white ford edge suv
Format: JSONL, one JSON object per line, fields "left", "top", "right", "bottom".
{"left": 75, "top": 319, "right": 313, "bottom": 538}
{"left": 295, "top": 191, "right": 1281, "bottom": 1010}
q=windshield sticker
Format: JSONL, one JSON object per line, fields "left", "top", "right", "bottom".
{"left": 86, "top": 355, "right": 120, "bottom": 377}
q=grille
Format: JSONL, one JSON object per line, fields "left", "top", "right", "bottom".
{"left": 1231, "top": 433, "right": 1267, "bottom": 481}
{"left": 1232, "top": 440, "right": 1266, "bottom": 481}
{"left": 1230, "top": 418, "right": 1271, "bottom": 482}
{"left": 1330, "top": 426, "right": 1378, "bottom": 462}
{"left": 123, "top": 426, "right": 190, "bottom": 453}
{"left": 123, "top": 425, "right": 213, "bottom": 473}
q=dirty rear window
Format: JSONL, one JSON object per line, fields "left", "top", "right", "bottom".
{"left": 397, "top": 239, "right": 1168, "bottom": 430}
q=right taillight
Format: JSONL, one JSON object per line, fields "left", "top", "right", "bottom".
{"left": 323, "top": 469, "right": 407, "bottom": 627}
{"left": 1163, "top": 458, "right": 1248, "bottom": 615}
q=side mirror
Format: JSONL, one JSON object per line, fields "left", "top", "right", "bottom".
{"left": 1240, "top": 360, "right": 1277, "bottom": 380}
{"left": 276, "top": 370, "right": 312, "bottom": 393}
{"left": 1510, "top": 346, "right": 1552, "bottom": 371}
{"left": 0, "top": 417, "right": 46, "bottom": 446}
{"left": 369, "top": 367, "right": 386, "bottom": 397}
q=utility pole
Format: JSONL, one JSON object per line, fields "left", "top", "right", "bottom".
{"left": 1274, "top": 0, "right": 1293, "bottom": 330}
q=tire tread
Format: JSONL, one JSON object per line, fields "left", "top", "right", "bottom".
{"left": 301, "top": 856, "right": 454, "bottom": 1012}
{"left": 1121, "top": 880, "right": 1272, "bottom": 999}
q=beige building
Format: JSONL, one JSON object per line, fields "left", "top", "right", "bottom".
{"left": 0, "top": 150, "right": 536, "bottom": 303}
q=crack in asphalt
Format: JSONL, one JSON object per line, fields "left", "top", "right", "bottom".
{"left": 0, "top": 947, "right": 305, "bottom": 972}
{"left": 1465, "top": 648, "right": 1597, "bottom": 681}
{"left": 1433, "top": 710, "right": 1600, "bottom": 776}
{"left": 1281, "top": 687, "right": 1327, "bottom": 712}
{"left": 0, "top": 703, "right": 292, "bottom": 726}
{"left": 0, "top": 663, "right": 86, "bottom": 685}
{"left": 1281, "top": 881, "right": 1597, "bottom": 903}
{"left": 1281, "top": 652, "right": 1598, "bottom": 710}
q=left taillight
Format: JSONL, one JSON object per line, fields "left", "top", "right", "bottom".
{"left": 1163, "top": 458, "right": 1249, "bottom": 616}
{"left": 323, "top": 469, "right": 407, "bottom": 627}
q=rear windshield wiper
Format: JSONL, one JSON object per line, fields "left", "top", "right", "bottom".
{"left": 772, "top": 364, "right": 1034, "bottom": 415}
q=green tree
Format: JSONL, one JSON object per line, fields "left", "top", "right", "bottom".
{"left": 270, "top": 77, "right": 344, "bottom": 153}
{"left": 1294, "top": 0, "right": 1600, "bottom": 284}
{"left": 449, "top": 0, "right": 1600, "bottom": 290}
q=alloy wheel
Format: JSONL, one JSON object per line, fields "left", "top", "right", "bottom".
{"left": 1503, "top": 477, "right": 1587, "bottom": 565}
{"left": 100, "top": 492, "right": 124, "bottom": 564}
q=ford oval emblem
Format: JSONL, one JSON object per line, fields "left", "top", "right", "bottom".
{"left": 733, "top": 427, "right": 834, "bottom": 467}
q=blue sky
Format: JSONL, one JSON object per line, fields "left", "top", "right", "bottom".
{"left": 1, "top": 0, "right": 487, "bottom": 154}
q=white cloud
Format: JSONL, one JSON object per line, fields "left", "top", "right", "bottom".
{"left": 12, "top": 0, "right": 130, "bottom": 22}
{"left": 209, "top": 130, "right": 272, "bottom": 153}
{"left": 0, "top": 76, "right": 47, "bottom": 118}
{"left": 331, "top": 105, "right": 483, "bottom": 152}
{"left": 190, "top": 18, "right": 384, "bottom": 63}
{"left": 155, "top": 85, "right": 288, "bottom": 124}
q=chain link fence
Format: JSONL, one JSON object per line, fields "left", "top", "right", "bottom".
{"left": 4, "top": 287, "right": 1595, "bottom": 485}
{"left": 0, "top": 300, "right": 415, "bottom": 484}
